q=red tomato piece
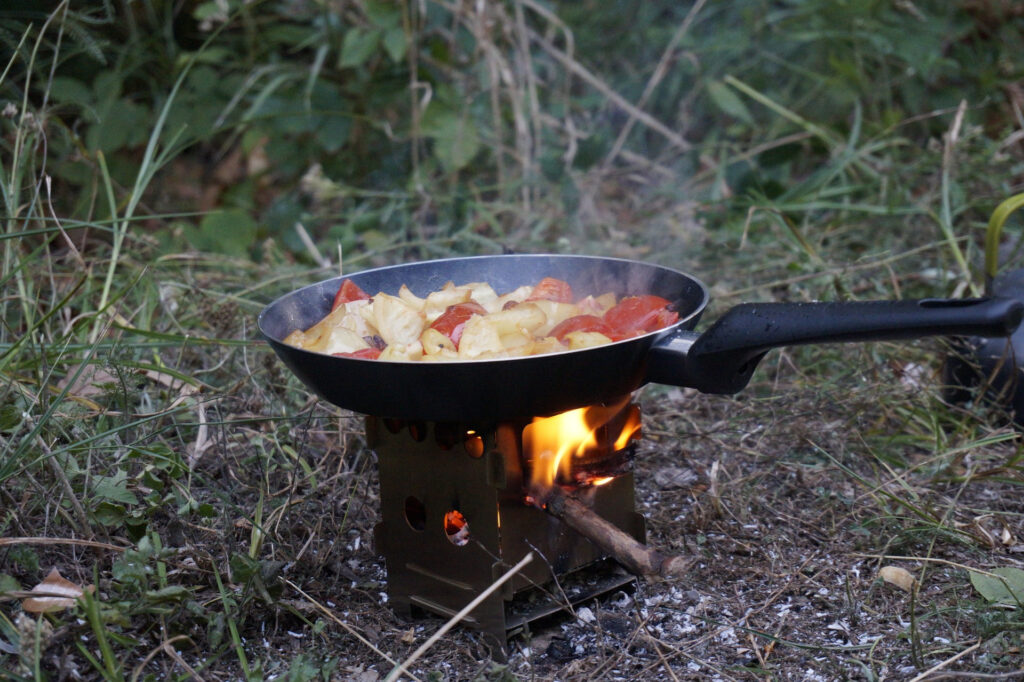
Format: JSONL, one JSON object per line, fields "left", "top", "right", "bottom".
{"left": 430, "top": 302, "right": 487, "bottom": 349}
{"left": 549, "top": 314, "right": 616, "bottom": 342}
{"left": 332, "top": 347, "right": 382, "bottom": 359}
{"left": 603, "top": 295, "right": 679, "bottom": 336}
{"left": 526, "top": 277, "right": 574, "bottom": 303}
{"left": 331, "top": 278, "right": 371, "bottom": 311}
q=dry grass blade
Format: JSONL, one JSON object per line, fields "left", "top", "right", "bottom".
{"left": 907, "top": 640, "right": 981, "bottom": 682}
{"left": 384, "top": 552, "right": 534, "bottom": 682}
{"left": 0, "top": 537, "right": 127, "bottom": 552}
{"left": 526, "top": 28, "right": 691, "bottom": 152}
{"left": 130, "top": 634, "right": 202, "bottom": 682}
{"left": 602, "top": 0, "right": 708, "bottom": 167}
{"left": 282, "top": 579, "right": 420, "bottom": 681}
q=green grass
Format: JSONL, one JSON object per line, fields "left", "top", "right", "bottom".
{"left": 2, "top": 0, "right": 1024, "bottom": 679}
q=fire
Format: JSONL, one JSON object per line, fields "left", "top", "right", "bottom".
{"left": 523, "top": 397, "right": 640, "bottom": 496}
{"left": 444, "top": 509, "right": 470, "bottom": 546}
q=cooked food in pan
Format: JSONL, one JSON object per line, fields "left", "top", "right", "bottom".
{"left": 282, "top": 276, "right": 679, "bottom": 361}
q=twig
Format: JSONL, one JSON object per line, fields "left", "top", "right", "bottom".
{"left": 908, "top": 639, "right": 981, "bottom": 682}
{"left": 852, "top": 554, "right": 1024, "bottom": 577}
{"left": 282, "top": 579, "right": 420, "bottom": 681}
{"left": 0, "top": 536, "right": 126, "bottom": 551}
{"left": 938, "top": 99, "right": 977, "bottom": 294}
{"left": 527, "top": 29, "right": 691, "bottom": 152}
{"left": 39, "top": 437, "right": 96, "bottom": 540}
{"left": 540, "top": 486, "right": 691, "bottom": 578}
{"left": 603, "top": 0, "right": 707, "bottom": 167}
{"left": 384, "top": 552, "right": 534, "bottom": 682}
{"left": 294, "top": 222, "right": 330, "bottom": 269}
{"left": 917, "top": 672, "right": 1024, "bottom": 680}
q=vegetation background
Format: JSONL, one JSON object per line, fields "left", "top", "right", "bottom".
{"left": 2, "top": 0, "right": 1024, "bottom": 680}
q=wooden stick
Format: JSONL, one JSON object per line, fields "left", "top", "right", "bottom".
{"left": 541, "top": 486, "right": 691, "bottom": 579}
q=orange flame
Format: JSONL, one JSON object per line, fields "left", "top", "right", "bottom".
{"left": 523, "top": 398, "right": 640, "bottom": 494}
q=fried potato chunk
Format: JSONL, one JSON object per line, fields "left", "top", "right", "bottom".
{"left": 422, "top": 283, "right": 472, "bottom": 322}
{"left": 528, "top": 300, "right": 582, "bottom": 336}
{"left": 483, "top": 304, "right": 546, "bottom": 336}
{"left": 565, "top": 330, "right": 613, "bottom": 349}
{"left": 421, "top": 327, "right": 456, "bottom": 355}
{"left": 491, "top": 285, "right": 533, "bottom": 313}
{"left": 379, "top": 341, "right": 423, "bottom": 362}
{"left": 360, "top": 293, "right": 425, "bottom": 346}
{"left": 458, "top": 316, "right": 505, "bottom": 358}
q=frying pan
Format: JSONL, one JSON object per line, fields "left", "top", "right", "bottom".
{"left": 258, "top": 254, "right": 1023, "bottom": 422}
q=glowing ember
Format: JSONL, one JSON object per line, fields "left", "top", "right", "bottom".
{"left": 444, "top": 509, "right": 470, "bottom": 545}
{"left": 523, "top": 397, "right": 640, "bottom": 495}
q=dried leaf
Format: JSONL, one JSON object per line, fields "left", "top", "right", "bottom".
{"left": 22, "top": 568, "right": 86, "bottom": 613}
{"left": 57, "top": 363, "right": 119, "bottom": 399}
{"left": 879, "top": 565, "right": 916, "bottom": 592}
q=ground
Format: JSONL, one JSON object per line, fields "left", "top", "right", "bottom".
{"left": 4, "top": 182, "right": 1024, "bottom": 682}
{"left": 254, "top": 375, "right": 1022, "bottom": 681}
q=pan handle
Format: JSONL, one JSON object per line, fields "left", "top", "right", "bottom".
{"left": 646, "top": 297, "right": 1024, "bottom": 394}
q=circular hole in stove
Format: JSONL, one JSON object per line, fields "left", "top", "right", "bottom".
{"left": 444, "top": 509, "right": 470, "bottom": 546}
{"left": 404, "top": 496, "right": 426, "bottom": 531}
{"left": 463, "top": 431, "right": 484, "bottom": 458}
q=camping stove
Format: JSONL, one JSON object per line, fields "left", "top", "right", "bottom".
{"left": 368, "top": 399, "right": 646, "bottom": 654}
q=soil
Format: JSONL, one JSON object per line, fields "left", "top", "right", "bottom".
{"left": 221, "top": 360, "right": 1024, "bottom": 681}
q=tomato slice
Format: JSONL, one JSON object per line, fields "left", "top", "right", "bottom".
{"left": 332, "top": 347, "right": 382, "bottom": 359}
{"left": 430, "top": 302, "right": 487, "bottom": 349}
{"left": 526, "top": 277, "right": 574, "bottom": 303}
{"left": 331, "top": 278, "right": 371, "bottom": 311}
{"left": 549, "top": 314, "right": 616, "bottom": 342}
{"left": 603, "top": 295, "right": 679, "bottom": 336}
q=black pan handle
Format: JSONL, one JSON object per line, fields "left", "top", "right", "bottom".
{"left": 646, "top": 297, "right": 1024, "bottom": 394}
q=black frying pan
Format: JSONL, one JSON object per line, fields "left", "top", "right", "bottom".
{"left": 258, "top": 254, "right": 1023, "bottom": 422}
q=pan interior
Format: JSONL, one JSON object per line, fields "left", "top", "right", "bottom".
{"left": 258, "top": 254, "right": 709, "bottom": 343}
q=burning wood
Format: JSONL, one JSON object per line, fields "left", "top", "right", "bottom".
{"left": 523, "top": 398, "right": 641, "bottom": 488}
{"left": 536, "top": 485, "right": 691, "bottom": 579}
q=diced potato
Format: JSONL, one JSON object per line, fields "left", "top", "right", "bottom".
{"left": 361, "top": 293, "right": 425, "bottom": 346}
{"left": 291, "top": 303, "right": 349, "bottom": 350}
{"left": 398, "top": 285, "right": 425, "bottom": 311}
{"left": 565, "top": 331, "right": 613, "bottom": 350}
{"left": 421, "top": 327, "right": 456, "bottom": 355}
{"left": 458, "top": 316, "right": 504, "bottom": 358}
{"left": 379, "top": 341, "right": 423, "bottom": 362}
{"left": 321, "top": 327, "right": 371, "bottom": 355}
{"left": 338, "top": 299, "right": 374, "bottom": 338}
{"left": 500, "top": 331, "right": 535, "bottom": 356}
{"left": 532, "top": 336, "right": 567, "bottom": 356}
{"left": 283, "top": 329, "right": 308, "bottom": 348}
{"left": 420, "top": 348, "right": 460, "bottom": 361}
{"left": 491, "top": 285, "right": 533, "bottom": 313}
{"left": 423, "top": 283, "right": 472, "bottom": 322}
{"left": 528, "top": 300, "right": 582, "bottom": 336}
{"left": 483, "top": 303, "right": 546, "bottom": 336}
{"left": 462, "top": 281, "right": 499, "bottom": 311}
